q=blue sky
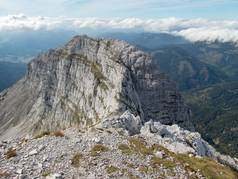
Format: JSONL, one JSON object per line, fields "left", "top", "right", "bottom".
{"left": 0, "top": 0, "right": 237, "bottom": 19}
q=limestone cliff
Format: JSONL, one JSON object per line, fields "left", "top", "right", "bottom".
{"left": 0, "top": 36, "right": 192, "bottom": 139}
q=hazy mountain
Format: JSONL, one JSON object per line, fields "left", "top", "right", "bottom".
{"left": 151, "top": 46, "right": 227, "bottom": 90}
{"left": 101, "top": 32, "right": 190, "bottom": 50}
{"left": 180, "top": 42, "right": 238, "bottom": 79}
{"left": 0, "top": 62, "right": 26, "bottom": 92}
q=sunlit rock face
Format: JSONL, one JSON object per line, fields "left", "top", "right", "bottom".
{"left": 0, "top": 36, "right": 192, "bottom": 139}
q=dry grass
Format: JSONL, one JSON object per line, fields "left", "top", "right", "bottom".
{"left": 176, "top": 154, "right": 238, "bottom": 179}
{"left": 71, "top": 153, "right": 83, "bottom": 167}
{"left": 106, "top": 165, "right": 120, "bottom": 174}
{"left": 0, "top": 169, "right": 10, "bottom": 177}
{"left": 90, "top": 144, "right": 109, "bottom": 156}
{"left": 33, "top": 131, "right": 51, "bottom": 139}
{"left": 4, "top": 148, "right": 17, "bottom": 159}
{"left": 34, "top": 130, "right": 65, "bottom": 139}
{"left": 150, "top": 156, "right": 176, "bottom": 169}
{"left": 52, "top": 130, "right": 65, "bottom": 137}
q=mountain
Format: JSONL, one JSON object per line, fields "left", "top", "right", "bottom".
{"left": 0, "top": 36, "right": 237, "bottom": 178}
{"left": 0, "top": 62, "right": 26, "bottom": 92}
{"left": 102, "top": 32, "right": 238, "bottom": 157}
{"left": 184, "top": 81, "right": 238, "bottom": 157}
{"left": 101, "top": 32, "right": 190, "bottom": 50}
{"left": 151, "top": 46, "right": 227, "bottom": 90}
{"left": 0, "top": 35, "right": 192, "bottom": 139}
{"left": 181, "top": 42, "right": 238, "bottom": 80}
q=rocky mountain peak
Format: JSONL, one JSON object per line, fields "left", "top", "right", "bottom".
{"left": 0, "top": 35, "right": 192, "bottom": 139}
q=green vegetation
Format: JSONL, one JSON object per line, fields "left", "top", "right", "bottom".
{"left": 90, "top": 144, "right": 109, "bottom": 156}
{"left": 118, "top": 137, "right": 158, "bottom": 156}
{"left": 127, "top": 172, "right": 139, "bottom": 179}
{"left": 71, "top": 153, "right": 83, "bottom": 167}
{"left": 4, "top": 148, "right": 17, "bottom": 159}
{"left": 128, "top": 137, "right": 154, "bottom": 156}
{"left": 118, "top": 144, "right": 133, "bottom": 155}
{"left": 138, "top": 166, "right": 150, "bottom": 174}
{"left": 42, "top": 170, "right": 51, "bottom": 177}
{"left": 106, "top": 165, "right": 120, "bottom": 174}
{"left": 150, "top": 156, "right": 176, "bottom": 169}
{"left": 184, "top": 81, "right": 238, "bottom": 157}
{"left": 117, "top": 138, "right": 237, "bottom": 178}
{"left": 176, "top": 154, "right": 238, "bottom": 179}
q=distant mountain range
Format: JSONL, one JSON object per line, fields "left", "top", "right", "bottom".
{"left": 0, "top": 61, "right": 26, "bottom": 92}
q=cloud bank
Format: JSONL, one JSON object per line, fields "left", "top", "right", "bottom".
{"left": 1, "top": 14, "right": 238, "bottom": 44}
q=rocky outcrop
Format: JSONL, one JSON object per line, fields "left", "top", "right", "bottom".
{"left": 0, "top": 36, "right": 192, "bottom": 139}
{"left": 140, "top": 121, "right": 238, "bottom": 172}
{"left": 0, "top": 127, "right": 237, "bottom": 179}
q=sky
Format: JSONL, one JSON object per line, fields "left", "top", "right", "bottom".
{"left": 0, "top": 0, "right": 238, "bottom": 44}
{"left": 0, "top": 0, "right": 237, "bottom": 19}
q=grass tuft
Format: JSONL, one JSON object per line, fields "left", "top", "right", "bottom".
{"left": 90, "top": 144, "right": 109, "bottom": 156}
{"left": 106, "top": 165, "right": 120, "bottom": 174}
{"left": 34, "top": 131, "right": 51, "bottom": 139}
{"left": 150, "top": 156, "right": 176, "bottom": 169}
{"left": 118, "top": 144, "right": 133, "bottom": 155}
{"left": 71, "top": 153, "right": 83, "bottom": 167}
{"left": 4, "top": 148, "right": 17, "bottom": 159}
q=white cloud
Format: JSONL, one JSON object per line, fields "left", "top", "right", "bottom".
{"left": 0, "top": 14, "right": 63, "bottom": 31}
{"left": 1, "top": 14, "right": 238, "bottom": 44}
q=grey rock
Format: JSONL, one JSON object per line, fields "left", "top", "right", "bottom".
{"left": 0, "top": 35, "right": 192, "bottom": 139}
{"left": 29, "top": 149, "right": 38, "bottom": 156}
{"left": 141, "top": 120, "right": 238, "bottom": 172}
{"left": 46, "top": 173, "right": 63, "bottom": 179}
{"left": 155, "top": 151, "right": 164, "bottom": 159}
{"left": 16, "top": 169, "right": 23, "bottom": 174}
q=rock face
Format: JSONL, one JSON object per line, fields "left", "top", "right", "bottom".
{"left": 0, "top": 36, "right": 192, "bottom": 139}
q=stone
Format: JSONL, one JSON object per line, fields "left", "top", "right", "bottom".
{"left": 155, "top": 151, "right": 164, "bottom": 158}
{"left": 29, "top": 149, "right": 38, "bottom": 156}
{"left": 46, "top": 173, "right": 63, "bottom": 179}
{"left": 16, "top": 169, "right": 23, "bottom": 174}
{"left": 38, "top": 145, "right": 45, "bottom": 151}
